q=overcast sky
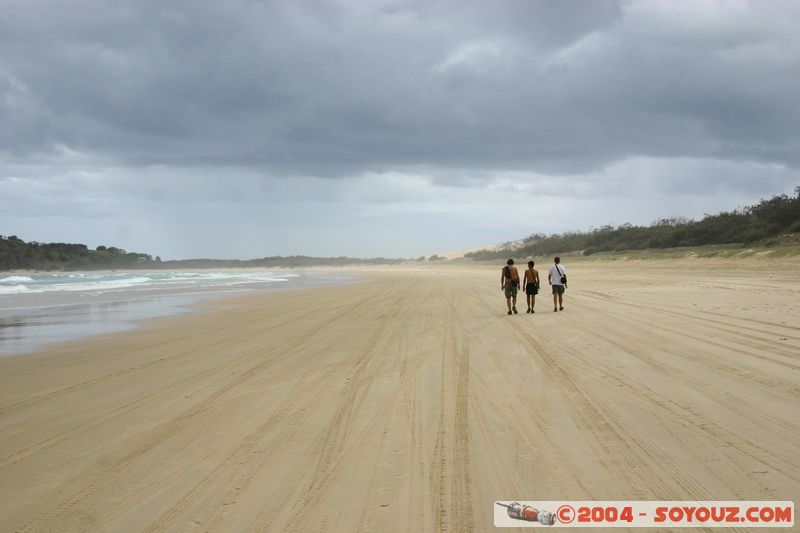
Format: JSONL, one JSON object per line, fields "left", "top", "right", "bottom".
{"left": 1, "top": 0, "right": 798, "bottom": 259}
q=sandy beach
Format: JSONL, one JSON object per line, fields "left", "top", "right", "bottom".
{"left": 1, "top": 258, "right": 799, "bottom": 532}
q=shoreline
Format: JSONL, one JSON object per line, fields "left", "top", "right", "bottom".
{"left": 0, "top": 270, "right": 364, "bottom": 358}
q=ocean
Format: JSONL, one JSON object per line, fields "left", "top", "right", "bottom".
{"left": 0, "top": 270, "right": 356, "bottom": 356}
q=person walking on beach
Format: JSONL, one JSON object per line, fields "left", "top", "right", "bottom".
{"left": 548, "top": 257, "right": 567, "bottom": 312}
{"left": 501, "top": 259, "right": 520, "bottom": 315}
{"left": 522, "top": 260, "right": 540, "bottom": 314}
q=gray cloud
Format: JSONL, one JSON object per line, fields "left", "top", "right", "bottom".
{"left": 4, "top": 0, "right": 797, "bottom": 174}
{"left": 1, "top": 1, "right": 798, "bottom": 257}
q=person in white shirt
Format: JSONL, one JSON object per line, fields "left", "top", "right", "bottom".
{"left": 547, "top": 256, "right": 567, "bottom": 312}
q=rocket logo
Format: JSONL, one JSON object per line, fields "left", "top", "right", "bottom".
{"left": 496, "top": 502, "right": 556, "bottom": 526}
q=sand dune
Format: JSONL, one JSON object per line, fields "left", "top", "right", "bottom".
{"left": 1, "top": 259, "right": 799, "bottom": 532}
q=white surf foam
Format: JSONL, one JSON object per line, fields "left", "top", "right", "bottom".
{"left": 0, "top": 276, "right": 35, "bottom": 283}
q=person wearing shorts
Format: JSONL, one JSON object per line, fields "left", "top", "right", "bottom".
{"left": 522, "top": 260, "right": 540, "bottom": 314}
{"left": 501, "top": 258, "right": 520, "bottom": 315}
{"left": 548, "top": 256, "right": 567, "bottom": 312}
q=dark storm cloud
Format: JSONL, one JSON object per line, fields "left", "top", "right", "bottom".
{"left": 2, "top": 1, "right": 799, "bottom": 259}
{"left": 3, "top": 0, "right": 797, "bottom": 180}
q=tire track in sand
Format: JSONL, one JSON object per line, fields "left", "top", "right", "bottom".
{"left": 542, "top": 312, "right": 800, "bottom": 487}
{"left": 143, "top": 368, "right": 339, "bottom": 533}
{"left": 1, "top": 292, "right": 378, "bottom": 474}
{"left": 580, "top": 290, "right": 800, "bottom": 359}
{"left": 204, "top": 293, "right": 428, "bottom": 533}
{"left": 12, "top": 291, "right": 381, "bottom": 533}
{"left": 0, "top": 296, "right": 368, "bottom": 415}
{"left": 429, "top": 294, "right": 472, "bottom": 533}
{"left": 479, "top": 298, "right": 712, "bottom": 500}
{"left": 248, "top": 287, "right": 412, "bottom": 533}
{"left": 573, "top": 304, "right": 800, "bottom": 442}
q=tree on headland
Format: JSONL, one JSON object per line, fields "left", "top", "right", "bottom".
{"left": 0, "top": 238, "right": 152, "bottom": 271}
{"left": 0, "top": 237, "right": 409, "bottom": 271}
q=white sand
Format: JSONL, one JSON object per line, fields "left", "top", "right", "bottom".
{"left": 1, "top": 258, "right": 798, "bottom": 532}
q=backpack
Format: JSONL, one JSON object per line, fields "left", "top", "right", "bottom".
{"left": 504, "top": 266, "right": 520, "bottom": 287}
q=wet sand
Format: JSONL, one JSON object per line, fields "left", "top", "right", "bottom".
{"left": 0, "top": 271, "right": 358, "bottom": 356}
{"left": 1, "top": 258, "right": 798, "bottom": 532}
